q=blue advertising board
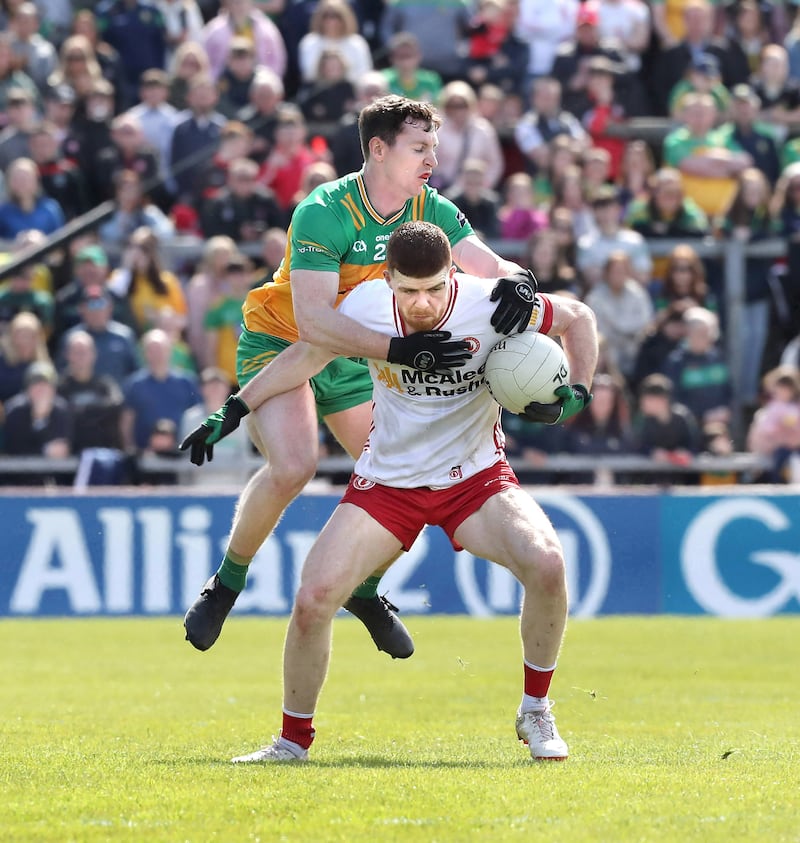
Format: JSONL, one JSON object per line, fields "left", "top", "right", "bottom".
{"left": 1, "top": 489, "right": 799, "bottom": 617}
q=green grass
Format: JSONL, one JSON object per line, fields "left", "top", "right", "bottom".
{"left": 1, "top": 616, "right": 798, "bottom": 843}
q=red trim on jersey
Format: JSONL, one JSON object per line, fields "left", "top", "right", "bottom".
{"left": 341, "top": 460, "right": 520, "bottom": 551}
{"left": 391, "top": 277, "right": 459, "bottom": 336}
{"left": 434, "top": 276, "right": 458, "bottom": 329}
{"left": 538, "top": 294, "right": 554, "bottom": 335}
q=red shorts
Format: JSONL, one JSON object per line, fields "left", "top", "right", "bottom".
{"left": 340, "top": 460, "right": 520, "bottom": 551}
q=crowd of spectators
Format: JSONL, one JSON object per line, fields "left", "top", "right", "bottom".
{"left": 0, "top": 0, "right": 799, "bottom": 487}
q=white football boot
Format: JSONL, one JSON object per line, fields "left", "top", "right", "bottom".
{"left": 231, "top": 737, "right": 308, "bottom": 763}
{"left": 515, "top": 701, "right": 569, "bottom": 761}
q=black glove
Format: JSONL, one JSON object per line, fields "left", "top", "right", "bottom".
{"left": 387, "top": 330, "right": 471, "bottom": 374}
{"left": 179, "top": 394, "right": 251, "bottom": 466}
{"left": 490, "top": 269, "right": 539, "bottom": 334}
{"left": 521, "top": 384, "right": 592, "bottom": 425}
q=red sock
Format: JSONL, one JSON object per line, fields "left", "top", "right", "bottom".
{"left": 523, "top": 661, "right": 555, "bottom": 698}
{"left": 281, "top": 710, "right": 315, "bottom": 750}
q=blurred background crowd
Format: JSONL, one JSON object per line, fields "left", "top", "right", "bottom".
{"left": 0, "top": 0, "right": 800, "bottom": 487}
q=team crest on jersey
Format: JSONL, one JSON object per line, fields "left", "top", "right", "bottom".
{"left": 353, "top": 239, "right": 367, "bottom": 253}
{"left": 464, "top": 336, "right": 481, "bottom": 353}
{"left": 449, "top": 466, "right": 463, "bottom": 481}
{"left": 352, "top": 475, "right": 376, "bottom": 490}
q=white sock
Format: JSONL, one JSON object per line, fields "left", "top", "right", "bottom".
{"left": 276, "top": 736, "right": 307, "bottom": 757}
{"left": 520, "top": 694, "right": 550, "bottom": 714}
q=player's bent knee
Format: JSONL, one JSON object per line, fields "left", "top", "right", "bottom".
{"left": 293, "top": 583, "right": 343, "bottom": 631}
{"left": 520, "top": 548, "right": 566, "bottom": 596}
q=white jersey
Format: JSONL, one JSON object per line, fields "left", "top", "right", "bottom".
{"left": 338, "top": 274, "right": 554, "bottom": 489}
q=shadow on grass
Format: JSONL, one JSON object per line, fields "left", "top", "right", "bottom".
{"left": 154, "top": 756, "right": 537, "bottom": 770}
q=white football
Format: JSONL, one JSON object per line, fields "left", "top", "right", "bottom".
{"left": 484, "top": 332, "right": 570, "bottom": 414}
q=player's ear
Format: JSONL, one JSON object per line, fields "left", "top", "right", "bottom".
{"left": 383, "top": 269, "right": 392, "bottom": 288}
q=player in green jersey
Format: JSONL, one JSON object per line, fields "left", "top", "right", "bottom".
{"left": 181, "top": 95, "right": 538, "bottom": 658}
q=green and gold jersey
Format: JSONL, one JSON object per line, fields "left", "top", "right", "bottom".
{"left": 242, "top": 171, "right": 474, "bottom": 341}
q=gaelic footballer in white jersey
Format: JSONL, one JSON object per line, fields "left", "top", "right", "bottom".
{"left": 338, "top": 276, "right": 555, "bottom": 489}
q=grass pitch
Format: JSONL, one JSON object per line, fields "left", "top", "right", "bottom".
{"left": 1, "top": 616, "right": 797, "bottom": 843}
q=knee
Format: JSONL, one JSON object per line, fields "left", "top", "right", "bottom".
{"left": 293, "top": 582, "right": 341, "bottom": 634}
{"left": 523, "top": 545, "right": 566, "bottom": 598}
{"left": 259, "top": 456, "right": 316, "bottom": 498}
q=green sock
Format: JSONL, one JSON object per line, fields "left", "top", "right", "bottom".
{"left": 351, "top": 575, "right": 382, "bottom": 600}
{"left": 217, "top": 550, "right": 252, "bottom": 592}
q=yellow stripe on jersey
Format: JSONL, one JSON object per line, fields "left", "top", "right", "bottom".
{"left": 340, "top": 193, "right": 366, "bottom": 230}
{"left": 412, "top": 191, "right": 425, "bottom": 219}
{"left": 355, "top": 175, "right": 405, "bottom": 225}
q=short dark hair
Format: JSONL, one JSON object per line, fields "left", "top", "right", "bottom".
{"left": 386, "top": 221, "right": 451, "bottom": 278}
{"left": 358, "top": 95, "right": 440, "bottom": 160}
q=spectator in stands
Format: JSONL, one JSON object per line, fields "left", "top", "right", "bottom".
{"left": 217, "top": 36, "right": 259, "bottom": 119}
{"left": 662, "top": 305, "right": 732, "bottom": 426}
{"left": 784, "top": 8, "right": 800, "bottom": 81}
{"left": 746, "top": 364, "right": 800, "bottom": 482}
{"left": 751, "top": 43, "right": 800, "bottom": 142}
{"left": 108, "top": 226, "right": 187, "bottom": 335}
{"left": 585, "top": 250, "right": 654, "bottom": 379}
{"left": 575, "top": 56, "right": 629, "bottom": 181}
{"left": 9, "top": 3, "right": 58, "bottom": 93}
{"left": 57, "top": 329, "right": 125, "bottom": 453}
{"left": 0, "top": 32, "right": 39, "bottom": 126}
{"left": 515, "top": 0, "right": 578, "bottom": 85}
{"left": 380, "top": 0, "right": 472, "bottom": 83}
{"left": 201, "top": 155, "right": 284, "bottom": 240}
{"left": 631, "top": 373, "right": 702, "bottom": 478}
{"left": 67, "top": 77, "right": 116, "bottom": 208}
{"left": 99, "top": 112, "right": 169, "bottom": 209}
{"left": 53, "top": 245, "right": 137, "bottom": 343}
{"left": 296, "top": 46, "right": 355, "bottom": 125}
{"left": 298, "top": 0, "right": 372, "bottom": 87}
{"left": 166, "top": 40, "right": 212, "bottom": 111}
{"left": 576, "top": 184, "right": 652, "bottom": 288}
{"left": 629, "top": 300, "right": 692, "bottom": 394}
{"left": 514, "top": 77, "right": 588, "bottom": 181}
{"left": 0, "top": 261, "right": 53, "bottom": 336}
{"left": 625, "top": 167, "right": 710, "bottom": 240}
{"left": 595, "top": 0, "right": 651, "bottom": 75}
{"left": 94, "top": 0, "right": 167, "bottom": 108}
{"left": 121, "top": 327, "right": 199, "bottom": 451}
{"left": 193, "top": 119, "right": 254, "bottom": 208}
{"left": 179, "top": 366, "right": 253, "bottom": 485}
{"left": 381, "top": 31, "right": 442, "bottom": 103}
{"left": 46, "top": 34, "right": 103, "bottom": 119}
{"left": 328, "top": 71, "right": 388, "bottom": 177}
{"left": 463, "top": 0, "right": 528, "bottom": 98}
{"left": 169, "top": 72, "right": 227, "bottom": 204}
{"left": 551, "top": 1, "right": 648, "bottom": 117}
{"left": 563, "top": 372, "right": 635, "bottom": 480}
{"left": 432, "top": 80, "right": 504, "bottom": 196}
{"left": 498, "top": 172, "right": 548, "bottom": 241}
{"left": 202, "top": 0, "right": 287, "bottom": 81}
{"left": 716, "top": 166, "right": 776, "bottom": 405}
{"left": 97, "top": 169, "right": 176, "bottom": 248}
{"left": 768, "top": 161, "right": 800, "bottom": 334}
{"left": 237, "top": 67, "right": 284, "bottom": 164}
{"left": 258, "top": 226, "right": 288, "bottom": 278}
{"left": 551, "top": 164, "right": 597, "bottom": 239}
{"left": 523, "top": 227, "right": 579, "bottom": 296}
{"left": 152, "top": 304, "right": 196, "bottom": 375}
{"left": 286, "top": 159, "right": 337, "bottom": 217}
{"left": 667, "top": 51, "right": 731, "bottom": 119}
{"left": 184, "top": 234, "right": 238, "bottom": 368}
{"left": 615, "top": 138, "right": 655, "bottom": 213}
{"left": 157, "top": 0, "right": 205, "bottom": 65}
{"left": 0, "top": 87, "right": 37, "bottom": 172}
{"left": 447, "top": 157, "right": 501, "bottom": 240}
{"left": 202, "top": 253, "right": 255, "bottom": 385}
{"left": 2, "top": 360, "right": 71, "bottom": 458}
{"left": 27, "top": 0, "right": 72, "bottom": 49}
{"left": 651, "top": 0, "right": 750, "bottom": 116}
{"left": 549, "top": 203, "right": 580, "bottom": 271}
{"left": 57, "top": 285, "right": 140, "bottom": 386}
{"left": 0, "top": 157, "right": 64, "bottom": 240}
{"left": 42, "top": 83, "right": 77, "bottom": 147}
{"left": 256, "top": 102, "right": 318, "bottom": 211}
{"left": 71, "top": 9, "right": 127, "bottom": 112}
{"left": 652, "top": 243, "right": 715, "bottom": 312}
{"left": 0, "top": 310, "right": 49, "bottom": 406}
{"left": 28, "top": 121, "right": 88, "bottom": 222}
{"left": 126, "top": 69, "right": 179, "bottom": 186}
{"left": 713, "top": 83, "right": 780, "bottom": 185}
{"left": 727, "top": 0, "right": 771, "bottom": 76}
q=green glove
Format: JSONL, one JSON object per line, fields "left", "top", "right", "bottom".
{"left": 179, "top": 395, "right": 251, "bottom": 466}
{"left": 521, "top": 384, "right": 592, "bottom": 425}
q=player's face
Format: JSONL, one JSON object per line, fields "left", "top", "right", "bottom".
{"left": 381, "top": 120, "right": 438, "bottom": 198}
{"left": 386, "top": 265, "right": 455, "bottom": 332}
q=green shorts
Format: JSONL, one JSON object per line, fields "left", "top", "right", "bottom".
{"left": 236, "top": 327, "right": 374, "bottom": 418}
